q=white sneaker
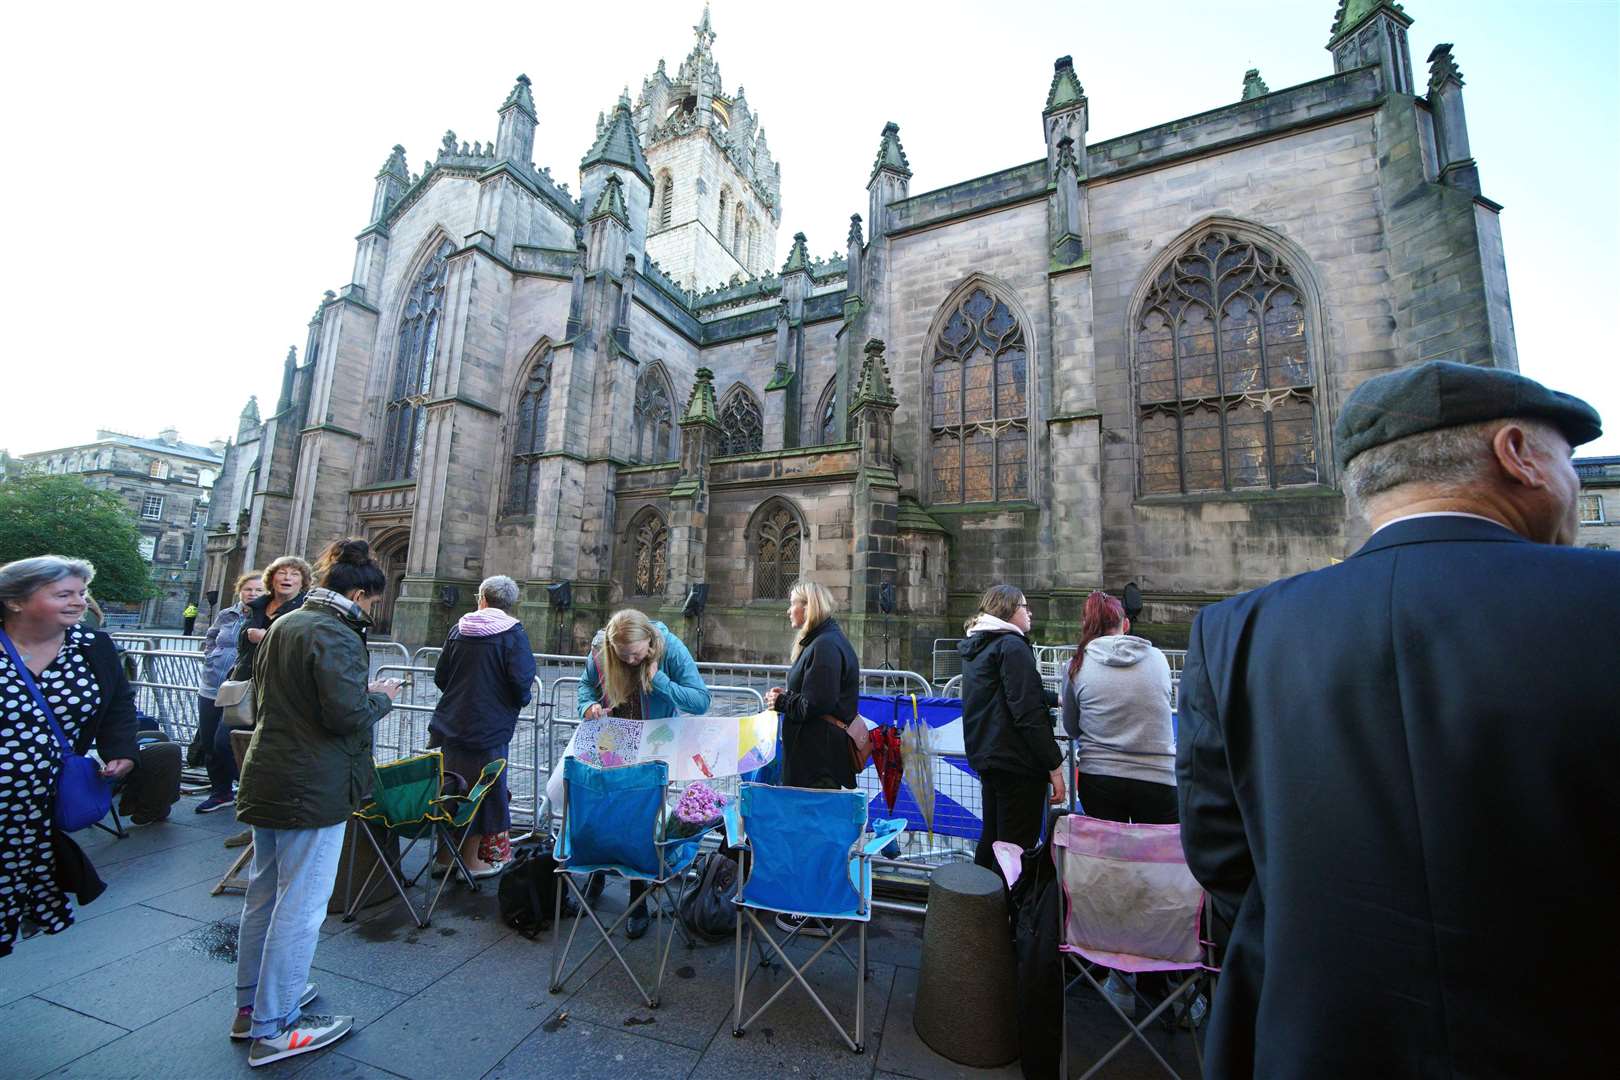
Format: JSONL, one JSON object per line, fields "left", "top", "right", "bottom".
{"left": 247, "top": 1013, "right": 352, "bottom": 1067}
{"left": 1100, "top": 971, "right": 1136, "bottom": 1018}
{"left": 230, "top": 982, "right": 318, "bottom": 1040}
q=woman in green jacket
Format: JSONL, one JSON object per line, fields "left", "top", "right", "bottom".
{"left": 231, "top": 539, "right": 401, "bottom": 1068}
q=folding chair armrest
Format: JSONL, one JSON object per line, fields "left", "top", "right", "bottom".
{"left": 722, "top": 801, "right": 746, "bottom": 849}
{"left": 861, "top": 829, "right": 905, "bottom": 857}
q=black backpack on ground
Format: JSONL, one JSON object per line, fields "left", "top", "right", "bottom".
{"left": 498, "top": 842, "right": 559, "bottom": 939}
{"left": 118, "top": 732, "right": 182, "bottom": 825}
{"left": 678, "top": 851, "right": 739, "bottom": 941}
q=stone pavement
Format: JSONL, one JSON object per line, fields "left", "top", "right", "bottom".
{"left": 1, "top": 796, "right": 1204, "bottom": 1079}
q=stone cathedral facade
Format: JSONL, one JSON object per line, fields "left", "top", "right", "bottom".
{"left": 205, "top": 2, "right": 1516, "bottom": 665}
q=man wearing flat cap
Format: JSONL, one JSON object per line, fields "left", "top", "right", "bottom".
{"left": 1176, "top": 361, "right": 1618, "bottom": 1078}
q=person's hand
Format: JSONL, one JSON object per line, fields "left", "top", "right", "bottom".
{"left": 582, "top": 702, "right": 604, "bottom": 720}
{"left": 1048, "top": 767, "right": 1067, "bottom": 805}
{"left": 764, "top": 687, "right": 784, "bottom": 708}
{"left": 246, "top": 627, "right": 267, "bottom": 643}
{"left": 101, "top": 758, "right": 135, "bottom": 780}
{"left": 369, "top": 678, "right": 403, "bottom": 700}
{"left": 644, "top": 660, "right": 658, "bottom": 682}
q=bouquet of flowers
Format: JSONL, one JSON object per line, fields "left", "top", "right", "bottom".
{"left": 666, "top": 782, "right": 728, "bottom": 839}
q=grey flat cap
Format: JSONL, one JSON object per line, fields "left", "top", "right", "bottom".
{"left": 1334, "top": 361, "right": 1602, "bottom": 470}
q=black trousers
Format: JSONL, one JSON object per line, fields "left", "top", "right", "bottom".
{"left": 975, "top": 770, "right": 1050, "bottom": 877}
{"left": 1074, "top": 772, "right": 1177, "bottom": 825}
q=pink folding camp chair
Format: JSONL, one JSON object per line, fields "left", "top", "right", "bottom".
{"left": 1035, "top": 814, "right": 1216, "bottom": 1078}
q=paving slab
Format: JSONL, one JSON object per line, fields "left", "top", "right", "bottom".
{"left": 0, "top": 996, "right": 128, "bottom": 1080}
{"left": 308, "top": 888, "right": 514, "bottom": 995}
{"left": 78, "top": 836, "right": 229, "bottom": 920}
{"left": 552, "top": 919, "right": 735, "bottom": 1051}
{"left": 337, "top": 932, "right": 558, "bottom": 1080}
{"left": 37, "top": 919, "right": 241, "bottom": 1029}
{"left": 77, "top": 817, "right": 221, "bottom": 867}
{"left": 876, "top": 966, "right": 1022, "bottom": 1080}
{"left": 290, "top": 1053, "right": 411, "bottom": 1079}
{"left": 482, "top": 1013, "right": 702, "bottom": 1080}
{"left": 0, "top": 903, "right": 200, "bottom": 1005}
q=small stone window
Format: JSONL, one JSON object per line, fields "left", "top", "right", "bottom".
{"left": 380, "top": 237, "right": 454, "bottom": 482}
{"left": 1134, "top": 230, "right": 1319, "bottom": 495}
{"left": 1579, "top": 494, "right": 1605, "bottom": 525}
{"left": 505, "top": 350, "right": 552, "bottom": 514}
{"left": 140, "top": 495, "right": 164, "bottom": 521}
{"left": 752, "top": 502, "right": 802, "bottom": 600}
{"left": 718, "top": 388, "right": 763, "bottom": 456}
{"left": 929, "top": 287, "right": 1030, "bottom": 504}
{"left": 656, "top": 170, "right": 674, "bottom": 230}
{"left": 629, "top": 508, "right": 669, "bottom": 597}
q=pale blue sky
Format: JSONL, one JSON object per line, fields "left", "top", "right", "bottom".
{"left": 4, "top": 0, "right": 1616, "bottom": 454}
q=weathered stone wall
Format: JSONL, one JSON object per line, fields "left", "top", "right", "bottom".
{"left": 643, "top": 130, "right": 775, "bottom": 288}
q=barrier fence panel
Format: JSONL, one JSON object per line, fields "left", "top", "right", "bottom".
{"left": 125, "top": 648, "right": 205, "bottom": 746}
{"left": 931, "top": 639, "right": 964, "bottom": 686}
{"left": 114, "top": 632, "right": 204, "bottom": 654}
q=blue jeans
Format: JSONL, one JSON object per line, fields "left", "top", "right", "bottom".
{"left": 236, "top": 823, "right": 345, "bottom": 1038}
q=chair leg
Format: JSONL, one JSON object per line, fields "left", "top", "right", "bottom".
{"left": 737, "top": 909, "right": 860, "bottom": 1053}
{"left": 733, "top": 897, "right": 746, "bottom": 1036}
{"left": 211, "top": 841, "right": 254, "bottom": 895}
{"left": 1077, "top": 968, "right": 1199, "bottom": 1080}
{"left": 855, "top": 919, "right": 867, "bottom": 1053}
{"left": 348, "top": 823, "right": 428, "bottom": 929}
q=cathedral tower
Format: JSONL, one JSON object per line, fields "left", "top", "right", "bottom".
{"left": 635, "top": 6, "right": 781, "bottom": 289}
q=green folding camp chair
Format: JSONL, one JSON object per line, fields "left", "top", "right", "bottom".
{"left": 342, "top": 751, "right": 507, "bottom": 928}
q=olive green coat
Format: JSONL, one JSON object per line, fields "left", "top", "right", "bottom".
{"left": 236, "top": 602, "right": 392, "bottom": 830}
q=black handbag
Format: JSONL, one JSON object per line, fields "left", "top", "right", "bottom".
{"left": 0, "top": 629, "right": 112, "bottom": 832}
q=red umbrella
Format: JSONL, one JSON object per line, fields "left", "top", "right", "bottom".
{"left": 870, "top": 726, "right": 905, "bottom": 812}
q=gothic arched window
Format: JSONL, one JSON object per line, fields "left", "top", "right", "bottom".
{"left": 628, "top": 508, "right": 669, "bottom": 597}
{"left": 633, "top": 368, "right": 676, "bottom": 463}
{"left": 816, "top": 378, "right": 838, "bottom": 445}
{"left": 505, "top": 349, "right": 552, "bottom": 513}
{"left": 928, "top": 286, "right": 1029, "bottom": 503}
{"left": 1135, "top": 229, "right": 1318, "bottom": 495}
{"left": 747, "top": 221, "right": 759, "bottom": 272}
{"left": 380, "top": 237, "right": 454, "bottom": 481}
{"left": 718, "top": 387, "right": 763, "bottom": 456}
{"left": 717, "top": 188, "right": 732, "bottom": 247}
{"left": 733, "top": 204, "right": 747, "bottom": 258}
{"left": 752, "top": 501, "right": 802, "bottom": 600}
{"left": 656, "top": 170, "right": 674, "bottom": 230}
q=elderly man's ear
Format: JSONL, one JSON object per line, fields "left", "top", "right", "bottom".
{"left": 1491, "top": 423, "right": 1553, "bottom": 490}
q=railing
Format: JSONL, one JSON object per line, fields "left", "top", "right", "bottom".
{"left": 930, "top": 638, "right": 964, "bottom": 686}
{"left": 124, "top": 648, "right": 207, "bottom": 746}
{"left": 113, "top": 632, "right": 205, "bottom": 653}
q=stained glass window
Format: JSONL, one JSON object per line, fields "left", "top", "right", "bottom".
{"left": 504, "top": 351, "right": 552, "bottom": 514}
{"left": 634, "top": 369, "right": 676, "bottom": 463}
{"left": 718, "top": 388, "right": 763, "bottom": 456}
{"left": 929, "top": 287, "right": 1029, "bottom": 503}
{"left": 630, "top": 509, "right": 669, "bottom": 596}
{"left": 1134, "top": 231, "right": 1319, "bottom": 494}
{"left": 752, "top": 503, "right": 802, "bottom": 600}
{"left": 380, "top": 238, "right": 454, "bottom": 481}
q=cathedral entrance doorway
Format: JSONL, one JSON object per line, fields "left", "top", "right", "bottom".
{"left": 370, "top": 530, "right": 410, "bottom": 638}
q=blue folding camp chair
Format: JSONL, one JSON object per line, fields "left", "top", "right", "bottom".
{"left": 549, "top": 757, "right": 710, "bottom": 1008}
{"left": 729, "top": 782, "right": 904, "bottom": 1053}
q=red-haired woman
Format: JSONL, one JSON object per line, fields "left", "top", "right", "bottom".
{"left": 1059, "top": 590, "right": 1176, "bottom": 825}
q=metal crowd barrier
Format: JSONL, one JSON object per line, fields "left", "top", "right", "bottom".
{"left": 113, "top": 632, "right": 205, "bottom": 653}
{"left": 931, "top": 638, "right": 964, "bottom": 686}
{"left": 123, "top": 648, "right": 206, "bottom": 747}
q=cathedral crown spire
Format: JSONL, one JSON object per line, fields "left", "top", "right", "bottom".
{"left": 500, "top": 74, "right": 536, "bottom": 120}
{"left": 870, "top": 122, "right": 912, "bottom": 182}
{"left": 693, "top": 3, "right": 715, "bottom": 51}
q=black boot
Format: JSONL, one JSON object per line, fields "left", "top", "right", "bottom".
{"left": 625, "top": 880, "right": 651, "bottom": 940}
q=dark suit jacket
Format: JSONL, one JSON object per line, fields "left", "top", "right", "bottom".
{"left": 1177, "top": 515, "right": 1619, "bottom": 1078}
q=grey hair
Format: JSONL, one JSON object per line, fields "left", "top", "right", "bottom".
{"left": 0, "top": 555, "right": 96, "bottom": 619}
{"left": 1343, "top": 416, "right": 1559, "bottom": 515}
{"left": 478, "top": 575, "right": 521, "bottom": 611}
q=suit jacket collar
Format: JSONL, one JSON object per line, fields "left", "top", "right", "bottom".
{"left": 1353, "top": 513, "right": 1530, "bottom": 558}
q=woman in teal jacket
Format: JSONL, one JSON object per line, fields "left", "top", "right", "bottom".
{"left": 553, "top": 608, "right": 710, "bottom": 938}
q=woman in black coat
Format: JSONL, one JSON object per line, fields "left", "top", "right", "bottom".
{"left": 765, "top": 580, "right": 860, "bottom": 791}
{"left": 959, "top": 583, "right": 1065, "bottom": 876}
{"left": 228, "top": 555, "right": 310, "bottom": 682}
{"left": 427, "top": 575, "right": 536, "bottom": 875}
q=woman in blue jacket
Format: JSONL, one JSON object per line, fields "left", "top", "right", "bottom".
{"left": 428, "top": 576, "right": 536, "bottom": 876}
{"left": 551, "top": 608, "right": 709, "bottom": 938}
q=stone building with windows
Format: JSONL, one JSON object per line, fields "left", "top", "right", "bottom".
{"left": 22, "top": 429, "right": 223, "bottom": 627}
{"left": 208, "top": 2, "right": 1520, "bottom": 663}
{"left": 1574, "top": 456, "right": 1619, "bottom": 551}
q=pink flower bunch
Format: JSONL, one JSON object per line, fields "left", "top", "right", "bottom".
{"left": 669, "top": 782, "right": 728, "bottom": 837}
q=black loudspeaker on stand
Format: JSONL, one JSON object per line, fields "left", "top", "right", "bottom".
{"left": 548, "top": 581, "right": 571, "bottom": 655}
{"left": 683, "top": 584, "right": 708, "bottom": 660}
{"left": 878, "top": 580, "right": 896, "bottom": 670}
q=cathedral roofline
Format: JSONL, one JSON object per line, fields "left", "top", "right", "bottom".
{"left": 582, "top": 94, "right": 653, "bottom": 186}
{"left": 1328, "top": 0, "right": 1410, "bottom": 46}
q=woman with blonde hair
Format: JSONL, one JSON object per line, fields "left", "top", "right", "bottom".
{"left": 764, "top": 580, "right": 861, "bottom": 791}
{"left": 192, "top": 569, "right": 265, "bottom": 813}
{"left": 552, "top": 608, "right": 709, "bottom": 939}
{"left": 228, "top": 555, "right": 312, "bottom": 683}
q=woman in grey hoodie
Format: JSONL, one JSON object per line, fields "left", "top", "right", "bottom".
{"left": 1059, "top": 590, "right": 1176, "bottom": 825}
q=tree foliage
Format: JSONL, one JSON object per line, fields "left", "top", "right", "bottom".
{"left": 0, "top": 474, "right": 153, "bottom": 603}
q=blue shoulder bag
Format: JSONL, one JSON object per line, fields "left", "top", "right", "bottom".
{"left": 0, "top": 628, "right": 113, "bottom": 832}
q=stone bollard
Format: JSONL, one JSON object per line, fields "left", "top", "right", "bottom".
{"left": 912, "top": 861, "right": 1020, "bottom": 1067}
